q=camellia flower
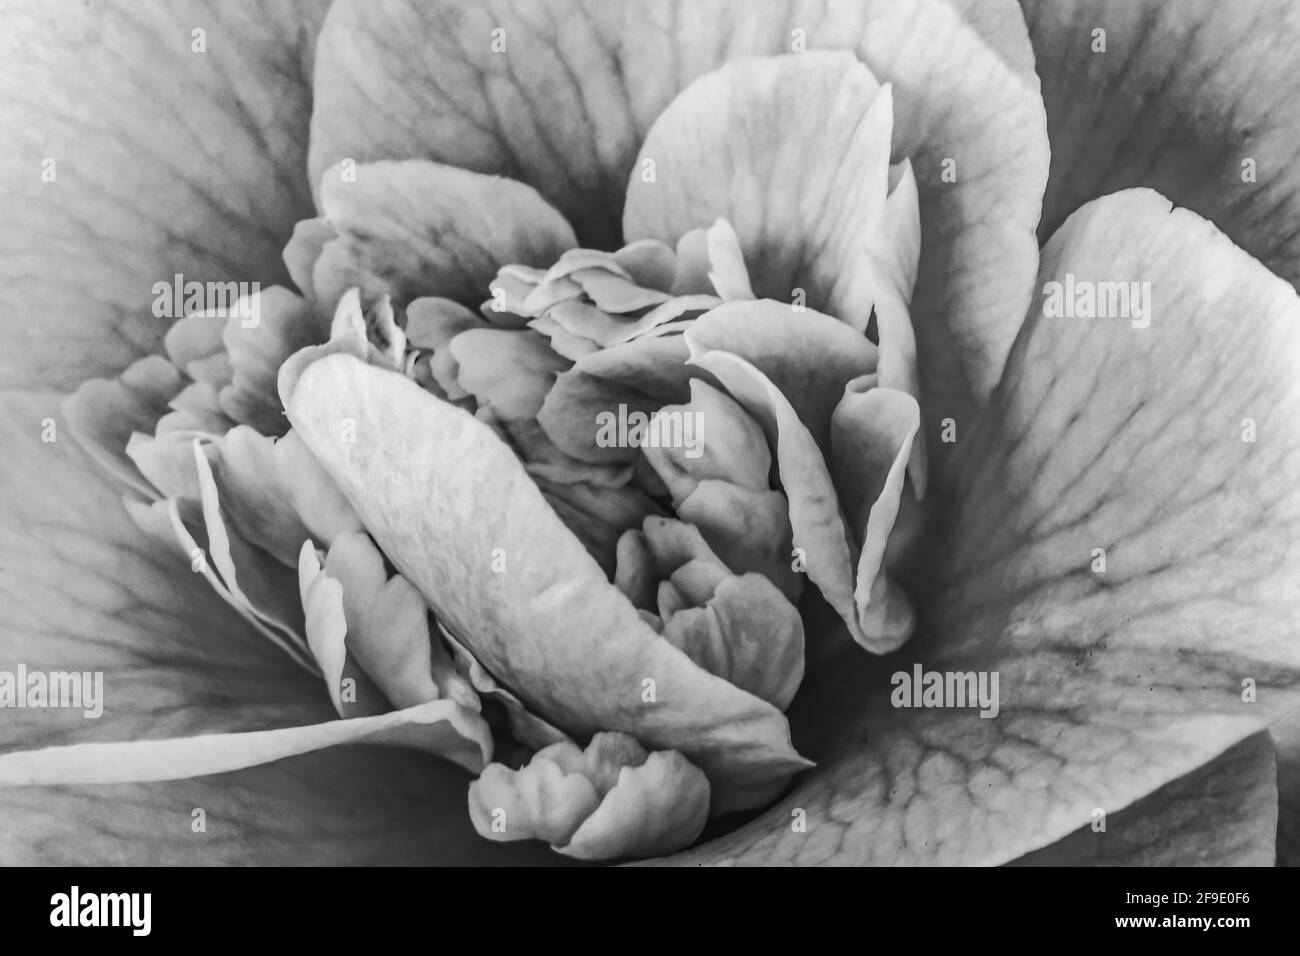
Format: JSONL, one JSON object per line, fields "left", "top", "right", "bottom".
{"left": 2, "top": 0, "right": 1300, "bottom": 865}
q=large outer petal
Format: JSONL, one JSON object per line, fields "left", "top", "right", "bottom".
{"left": 1020, "top": 0, "right": 1300, "bottom": 293}
{"left": 308, "top": 0, "right": 1048, "bottom": 437}
{"left": 0, "top": 390, "right": 552, "bottom": 863}
{"left": 0, "top": 0, "right": 329, "bottom": 390}
{"left": 664, "top": 190, "right": 1300, "bottom": 865}
{"left": 1008, "top": 733, "right": 1277, "bottom": 866}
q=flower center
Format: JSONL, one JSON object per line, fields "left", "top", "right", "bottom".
{"left": 391, "top": 213, "right": 925, "bottom": 711}
{"left": 395, "top": 219, "right": 809, "bottom": 709}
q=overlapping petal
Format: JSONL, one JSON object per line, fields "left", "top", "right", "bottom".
{"left": 308, "top": 0, "right": 1049, "bottom": 456}
{"left": 6, "top": 0, "right": 1297, "bottom": 869}
{"left": 281, "top": 352, "right": 812, "bottom": 812}
{"left": 0, "top": 390, "right": 550, "bottom": 864}
{"left": 666, "top": 190, "right": 1300, "bottom": 864}
{"left": 469, "top": 732, "right": 710, "bottom": 859}
{"left": 304, "top": 159, "right": 576, "bottom": 314}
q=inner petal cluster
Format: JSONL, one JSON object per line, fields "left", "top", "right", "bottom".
{"left": 54, "top": 50, "right": 926, "bottom": 862}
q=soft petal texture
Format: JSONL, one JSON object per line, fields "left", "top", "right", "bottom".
{"left": 686, "top": 345, "right": 910, "bottom": 653}
{"left": 665, "top": 190, "right": 1300, "bottom": 864}
{"left": 0, "top": 0, "right": 329, "bottom": 389}
{"left": 449, "top": 328, "right": 570, "bottom": 421}
{"left": 298, "top": 542, "right": 353, "bottom": 715}
{"left": 322, "top": 532, "right": 479, "bottom": 711}
{"left": 126, "top": 432, "right": 208, "bottom": 500}
{"left": 494, "top": 241, "right": 719, "bottom": 351}
{"left": 563, "top": 750, "right": 710, "bottom": 860}
{"left": 539, "top": 336, "right": 696, "bottom": 465}
{"left": 871, "top": 162, "right": 926, "bottom": 492}
{"left": 662, "top": 573, "right": 805, "bottom": 712}
{"left": 470, "top": 733, "right": 710, "bottom": 859}
{"left": 832, "top": 385, "right": 922, "bottom": 647}
{"left": 685, "top": 301, "right": 877, "bottom": 449}
{"left": 124, "top": 457, "right": 314, "bottom": 673}
{"left": 215, "top": 428, "right": 310, "bottom": 565}
{"left": 642, "top": 382, "right": 800, "bottom": 600}
{"left": 283, "top": 353, "right": 810, "bottom": 810}
{"left": 308, "top": 0, "right": 1048, "bottom": 466}
{"left": 703, "top": 219, "right": 756, "bottom": 302}
{"left": 624, "top": 54, "right": 893, "bottom": 328}
{"left": 297, "top": 539, "right": 399, "bottom": 721}
{"left": 1020, "top": 0, "right": 1300, "bottom": 294}
{"left": 469, "top": 755, "right": 600, "bottom": 848}
{"left": 406, "top": 297, "right": 487, "bottom": 349}
{"left": 218, "top": 287, "right": 324, "bottom": 435}
{"left": 643, "top": 379, "right": 772, "bottom": 504}
{"left": 0, "top": 390, "right": 553, "bottom": 864}
{"left": 189, "top": 441, "right": 309, "bottom": 659}
{"left": 309, "top": 159, "right": 577, "bottom": 313}
{"left": 946, "top": 0, "right": 1039, "bottom": 80}
{"left": 636, "top": 516, "right": 804, "bottom": 709}
{"left": 218, "top": 427, "right": 365, "bottom": 564}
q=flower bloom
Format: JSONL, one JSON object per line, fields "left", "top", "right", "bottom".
{"left": 3, "top": 0, "right": 1300, "bottom": 866}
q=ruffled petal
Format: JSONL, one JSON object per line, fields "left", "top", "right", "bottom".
{"left": 538, "top": 336, "right": 695, "bottom": 465}
{"left": 469, "top": 733, "right": 710, "bottom": 859}
{"left": 217, "top": 287, "right": 325, "bottom": 435}
{"left": 686, "top": 342, "right": 912, "bottom": 652}
{"left": 308, "top": 0, "right": 1048, "bottom": 467}
{"left": 322, "top": 532, "right": 479, "bottom": 711}
{"left": 831, "top": 383, "right": 923, "bottom": 645}
{"left": 685, "top": 301, "right": 877, "bottom": 449}
{"left": 308, "top": 159, "right": 576, "bottom": 314}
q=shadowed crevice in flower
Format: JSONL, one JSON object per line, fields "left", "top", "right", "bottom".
{"left": 1275, "top": 712, "right": 1300, "bottom": 866}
